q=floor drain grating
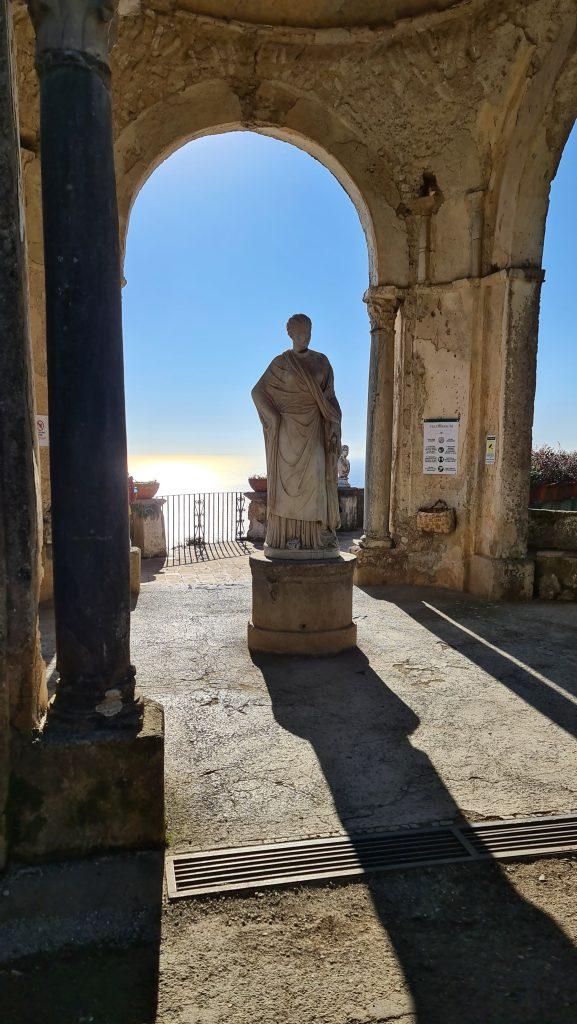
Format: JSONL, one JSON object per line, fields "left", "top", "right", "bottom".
{"left": 166, "top": 813, "right": 577, "bottom": 899}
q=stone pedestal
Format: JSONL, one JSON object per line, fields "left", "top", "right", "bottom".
{"left": 8, "top": 697, "right": 165, "bottom": 861}
{"left": 246, "top": 490, "right": 267, "bottom": 542}
{"left": 338, "top": 487, "right": 364, "bottom": 531}
{"left": 130, "top": 499, "right": 167, "bottom": 558}
{"left": 248, "top": 552, "right": 357, "bottom": 655}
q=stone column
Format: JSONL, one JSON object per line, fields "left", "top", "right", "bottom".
{"left": 357, "top": 287, "right": 401, "bottom": 550}
{"left": 28, "top": 0, "right": 138, "bottom": 727}
{"left": 469, "top": 267, "right": 543, "bottom": 599}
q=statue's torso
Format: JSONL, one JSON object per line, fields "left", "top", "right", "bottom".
{"left": 273, "top": 348, "right": 330, "bottom": 389}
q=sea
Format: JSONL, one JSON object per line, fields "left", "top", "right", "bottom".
{"left": 129, "top": 454, "right": 365, "bottom": 497}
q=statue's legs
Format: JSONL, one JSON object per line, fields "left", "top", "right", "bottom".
{"left": 265, "top": 514, "right": 323, "bottom": 550}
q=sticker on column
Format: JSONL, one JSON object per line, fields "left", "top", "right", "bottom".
{"left": 423, "top": 418, "right": 459, "bottom": 475}
{"left": 485, "top": 434, "right": 496, "bottom": 465}
{"left": 36, "top": 415, "right": 49, "bottom": 447}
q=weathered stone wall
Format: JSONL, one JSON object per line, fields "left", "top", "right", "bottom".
{"left": 10, "top": 0, "right": 577, "bottom": 610}
{"left": 529, "top": 508, "right": 577, "bottom": 553}
{"left": 0, "top": 0, "right": 45, "bottom": 867}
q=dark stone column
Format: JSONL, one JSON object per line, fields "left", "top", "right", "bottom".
{"left": 28, "top": 0, "right": 139, "bottom": 728}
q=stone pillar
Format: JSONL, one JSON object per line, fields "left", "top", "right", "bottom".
{"left": 469, "top": 268, "right": 543, "bottom": 599}
{"left": 357, "top": 287, "right": 401, "bottom": 551}
{"left": 130, "top": 499, "right": 167, "bottom": 558}
{"left": 28, "top": 0, "right": 138, "bottom": 727}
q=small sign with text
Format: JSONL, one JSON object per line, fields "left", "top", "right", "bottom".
{"left": 423, "top": 419, "right": 459, "bottom": 475}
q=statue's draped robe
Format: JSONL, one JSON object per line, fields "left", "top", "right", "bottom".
{"left": 255, "top": 350, "right": 340, "bottom": 549}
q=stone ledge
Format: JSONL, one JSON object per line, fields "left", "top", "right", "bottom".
{"left": 534, "top": 550, "right": 577, "bottom": 601}
{"left": 529, "top": 508, "right": 577, "bottom": 552}
{"left": 353, "top": 546, "right": 409, "bottom": 587}
{"left": 248, "top": 622, "right": 357, "bottom": 655}
{"left": 468, "top": 554, "right": 534, "bottom": 601}
{"left": 8, "top": 697, "right": 164, "bottom": 862}
{"left": 353, "top": 544, "right": 469, "bottom": 592}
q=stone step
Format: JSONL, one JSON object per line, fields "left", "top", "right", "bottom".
{"left": 533, "top": 550, "right": 577, "bottom": 600}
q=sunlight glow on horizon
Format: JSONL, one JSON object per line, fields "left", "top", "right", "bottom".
{"left": 128, "top": 454, "right": 263, "bottom": 494}
{"left": 128, "top": 452, "right": 366, "bottom": 495}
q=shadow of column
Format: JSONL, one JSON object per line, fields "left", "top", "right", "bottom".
{"left": 254, "top": 646, "right": 577, "bottom": 1023}
{"left": 0, "top": 850, "right": 164, "bottom": 1024}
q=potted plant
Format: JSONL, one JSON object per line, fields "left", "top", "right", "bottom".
{"left": 134, "top": 479, "right": 160, "bottom": 500}
{"left": 249, "top": 474, "right": 267, "bottom": 493}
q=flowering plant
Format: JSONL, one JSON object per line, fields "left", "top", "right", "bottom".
{"left": 531, "top": 446, "right": 577, "bottom": 486}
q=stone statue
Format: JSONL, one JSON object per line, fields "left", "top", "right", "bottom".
{"left": 338, "top": 444, "right": 351, "bottom": 488}
{"left": 252, "top": 313, "right": 342, "bottom": 556}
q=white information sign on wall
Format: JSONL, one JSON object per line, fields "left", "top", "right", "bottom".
{"left": 36, "top": 415, "right": 49, "bottom": 447}
{"left": 423, "top": 419, "right": 459, "bottom": 475}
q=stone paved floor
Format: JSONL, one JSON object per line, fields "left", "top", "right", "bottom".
{"left": 130, "top": 555, "right": 577, "bottom": 852}
{"left": 24, "top": 552, "right": 577, "bottom": 1024}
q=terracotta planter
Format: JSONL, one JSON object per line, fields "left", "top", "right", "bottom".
{"left": 249, "top": 476, "right": 267, "bottom": 493}
{"left": 416, "top": 500, "right": 456, "bottom": 534}
{"left": 135, "top": 480, "right": 160, "bottom": 500}
{"left": 530, "top": 481, "right": 577, "bottom": 505}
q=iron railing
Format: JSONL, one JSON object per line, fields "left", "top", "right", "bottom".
{"left": 162, "top": 491, "right": 249, "bottom": 565}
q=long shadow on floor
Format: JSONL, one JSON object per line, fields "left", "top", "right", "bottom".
{"left": 0, "top": 851, "right": 164, "bottom": 1024}
{"left": 379, "top": 588, "right": 577, "bottom": 739}
{"left": 254, "top": 646, "right": 577, "bottom": 1023}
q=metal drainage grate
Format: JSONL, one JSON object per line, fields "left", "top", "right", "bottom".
{"left": 166, "top": 813, "right": 577, "bottom": 900}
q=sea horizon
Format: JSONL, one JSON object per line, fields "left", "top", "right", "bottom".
{"left": 129, "top": 453, "right": 365, "bottom": 496}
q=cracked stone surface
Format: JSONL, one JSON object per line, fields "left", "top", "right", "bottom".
{"left": 130, "top": 566, "right": 577, "bottom": 852}
{"left": 18, "top": 569, "right": 577, "bottom": 1023}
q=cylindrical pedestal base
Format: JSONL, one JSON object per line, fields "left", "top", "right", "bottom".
{"left": 248, "top": 551, "right": 357, "bottom": 655}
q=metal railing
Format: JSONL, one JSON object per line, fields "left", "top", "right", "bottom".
{"left": 162, "top": 491, "right": 249, "bottom": 565}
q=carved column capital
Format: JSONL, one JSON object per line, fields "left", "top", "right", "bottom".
{"left": 363, "top": 286, "right": 405, "bottom": 333}
{"left": 27, "top": 0, "right": 118, "bottom": 70}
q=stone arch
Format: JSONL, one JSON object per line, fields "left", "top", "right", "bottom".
{"left": 114, "top": 78, "right": 409, "bottom": 288}
{"left": 488, "top": 24, "right": 577, "bottom": 272}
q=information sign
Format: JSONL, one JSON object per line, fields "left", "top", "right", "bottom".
{"left": 423, "top": 419, "right": 459, "bottom": 475}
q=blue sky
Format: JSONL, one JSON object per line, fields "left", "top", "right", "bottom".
{"left": 123, "top": 132, "right": 369, "bottom": 464}
{"left": 123, "top": 127, "right": 577, "bottom": 466}
{"left": 534, "top": 123, "right": 577, "bottom": 449}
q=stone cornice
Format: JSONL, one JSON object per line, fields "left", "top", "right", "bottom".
{"left": 27, "top": 0, "right": 118, "bottom": 67}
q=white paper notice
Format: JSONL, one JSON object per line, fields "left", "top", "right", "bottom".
{"left": 36, "top": 415, "right": 49, "bottom": 447}
{"left": 485, "top": 434, "right": 496, "bottom": 465}
{"left": 423, "top": 419, "right": 459, "bottom": 475}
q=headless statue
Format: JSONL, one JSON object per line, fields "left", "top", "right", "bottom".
{"left": 252, "top": 314, "right": 342, "bottom": 555}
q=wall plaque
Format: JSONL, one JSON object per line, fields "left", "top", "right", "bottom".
{"left": 423, "top": 419, "right": 459, "bottom": 475}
